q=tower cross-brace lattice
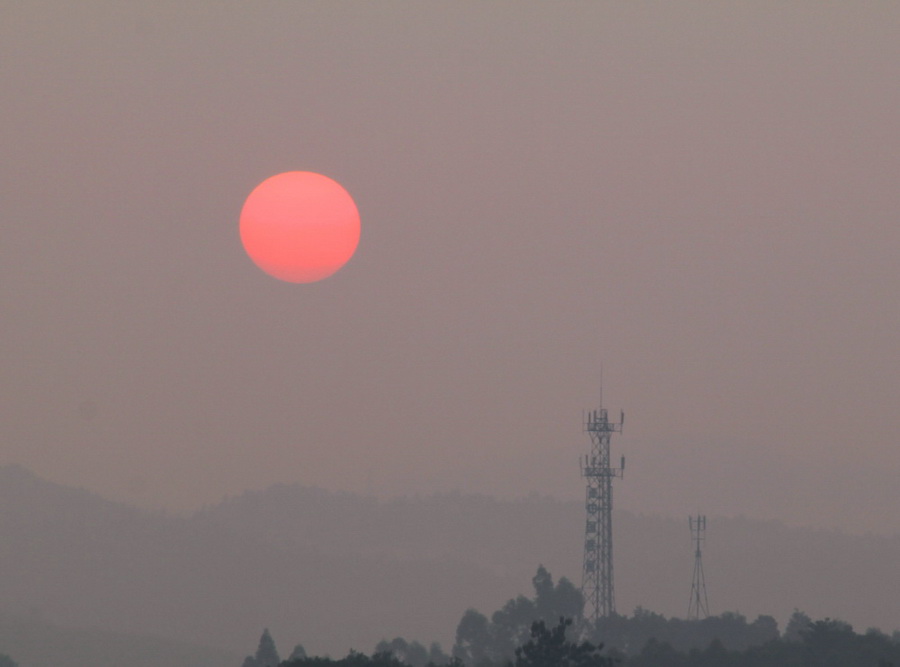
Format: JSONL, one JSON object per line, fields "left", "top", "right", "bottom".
{"left": 580, "top": 405, "right": 624, "bottom": 624}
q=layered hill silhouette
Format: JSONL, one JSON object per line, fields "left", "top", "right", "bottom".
{"left": 0, "top": 466, "right": 513, "bottom": 659}
{"left": 1, "top": 465, "right": 899, "bottom": 663}
{"left": 195, "top": 482, "right": 900, "bottom": 638}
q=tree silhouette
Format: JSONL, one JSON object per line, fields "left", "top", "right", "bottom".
{"left": 453, "top": 609, "right": 493, "bottom": 665}
{"left": 783, "top": 609, "right": 812, "bottom": 642}
{"left": 281, "top": 649, "right": 411, "bottom": 667}
{"left": 453, "top": 566, "right": 585, "bottom": 665}
{"left": 511, "top": 618, "right": 611, "bottom": 667}
{"left": 374, "top": 638, "right": 432, "bottom": 667}
{"left": 244, "top": 628, "right": 281, "bottom": 667}
{"left": 289, "top": 645, "right": 309, "bottom": 661}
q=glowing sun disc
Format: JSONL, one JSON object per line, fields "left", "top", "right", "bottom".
{"left": 239, "top": 171, "right": 360, "bottom": 283}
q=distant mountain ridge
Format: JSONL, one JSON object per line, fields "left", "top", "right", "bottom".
{"left": 195, "top": 480, "right": 900, "bottom": 636}
{"left": 0, "top": 466, "right": 515, "bottom": 658}
{"left": 193, "top": 484, "right": 577, "bottom": 578}
{"left": 1, "top": 465, "right": 899, "bottom": 662}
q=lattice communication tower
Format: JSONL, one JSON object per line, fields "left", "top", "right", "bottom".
{"left": 580, "top": 403, "right": 624, "bottom": 624}
{"left": 687, "top": 515, "right": 710, "bottom": 620}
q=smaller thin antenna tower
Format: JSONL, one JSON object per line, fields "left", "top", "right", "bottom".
{"left": 687, "top": 515, "right": 709, "bottom": 620}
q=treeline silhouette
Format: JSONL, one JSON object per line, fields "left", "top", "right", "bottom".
{"left": 241, "top": 567, "right": 900, "bottom": 667}
{"left": 244, "top": 617, "right": 613, "bottom": 667}
{"left": 245, "top": 615, "right": 900, "bottom": 667}
{"left": 625, "top": 618, "right": 900, "bottom": 667}
{"left": 590, "top": 607, "right": 778, "bottom": 655}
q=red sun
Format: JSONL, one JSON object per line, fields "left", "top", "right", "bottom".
{"left": 239, "top": 171, "right": 361, "bottom": 283}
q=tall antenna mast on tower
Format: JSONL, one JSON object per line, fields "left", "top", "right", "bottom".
{"left": 580, "top": 392, "right": 624, "bottom": 624}
{"left": 599, "top": 364, "right": 603, "bottom": 409}
{"left": 687, "top": 515, "right": 710, "bottom": 620}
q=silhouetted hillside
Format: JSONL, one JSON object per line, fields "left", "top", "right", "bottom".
{"left": 0, "top": 466, "right": 513, "bottom": 657}
{"left": 196, "top": 481, "right": 900, "bottom": 636}
{"left": 194, "top": 485, "right": 575, "bottom": 579}
{"left": 2, "top": 466, "right": 899, "bottom": 661}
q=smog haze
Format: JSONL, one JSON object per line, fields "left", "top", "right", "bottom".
{"left": 2, "top": 2, "right": 899, "bottom": 534}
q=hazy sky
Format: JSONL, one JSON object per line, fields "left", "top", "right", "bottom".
{"left": 2, "top": 2, "right": 898, "bottom": 534}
